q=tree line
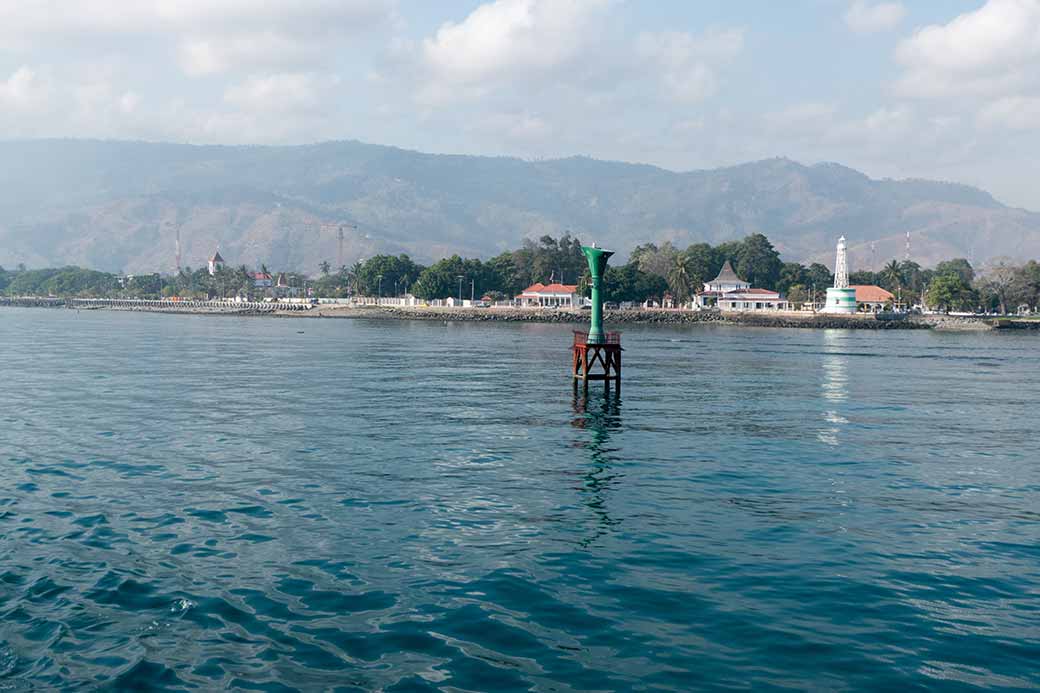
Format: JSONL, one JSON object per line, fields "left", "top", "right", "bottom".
{"left": 3, "top": 233, "right": 1040, "bottom": 312}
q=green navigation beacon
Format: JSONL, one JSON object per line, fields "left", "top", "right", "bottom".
{"left": 581, "top": 244, "right": 614, "bottom": 344}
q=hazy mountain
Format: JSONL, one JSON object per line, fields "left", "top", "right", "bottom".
{"left": 1, "top": 139, "right": 1037, "bottom": 274}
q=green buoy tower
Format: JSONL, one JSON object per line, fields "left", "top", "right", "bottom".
{"left": 573, "top": 244, "right": 621, "bottom": 388}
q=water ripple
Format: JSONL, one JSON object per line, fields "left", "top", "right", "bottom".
{"left": 0, "top": 310, "right": 1038, "bottom": 689}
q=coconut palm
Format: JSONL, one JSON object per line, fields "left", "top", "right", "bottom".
{"left": 349, "top": 261, "right": 364, "bottom": 295}
{"left": 881, "top": 260, "right": 902, "bottom": 291}
{"left": 667, "top": 254, "right": 692, "bottom": 305}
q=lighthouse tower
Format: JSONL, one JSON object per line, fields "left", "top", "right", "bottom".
{"left": 823, "top": 236, "right": 857, "bottom": 314}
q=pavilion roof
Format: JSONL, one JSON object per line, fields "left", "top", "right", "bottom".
{"left": 709, "top": 260, "right": 744, "bottom": 284}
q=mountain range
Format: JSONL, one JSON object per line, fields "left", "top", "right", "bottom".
{"left": 1, "top": 138, "right": 1037, "bottom": 274}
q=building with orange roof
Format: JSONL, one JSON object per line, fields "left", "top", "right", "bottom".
{"left": 517, "top": 282, "right": 583, "bottom": 308}
{"left": 851, "top": 285, "right": 896, "bottom": 312}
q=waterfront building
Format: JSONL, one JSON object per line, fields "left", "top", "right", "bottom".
{"left": 851, "top": 285, "right": 895, "bottom": 312}
{"left": 208, "top": 250, "right": 225, "bottom": 276}
{"left": 517, "top": 282, "right": 582, "bottom": 308}
{"left": 273, "top": 272, "right": 300, "bottom": 298}
{"left": 695, "top": 261, "right": 788, "bottom": 311}
{"left": 704, "top": 261, "right": 749, "bottom": 293}
{"left": 251, "top": 271, "right": 273, "bottom": 289}
{"left": 822, "top": 237, "right": 857, "bottom": 314}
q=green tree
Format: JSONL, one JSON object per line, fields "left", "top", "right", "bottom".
{"left": 804, "top": 263, "right": 834, "bottom": 290}
{"left": 1013, "top": 260, "right": 1040, "bottom": 310}
{"left": 357, "top": 254, "right": 421, "bottom": 296}
{"left": 849, "top": 270, "right": 877, "bottom": 285}
{"left": 880, "top": 260, "right": 902, "bottom": 292}
{"left": 934, "top": 258, "right": 975, "bottom": 285}
{"left": 601, "top": 263, "right": 668, "bottom": 304}
{"left": 735, "top": 233, "right": 782, "bottom": 289}
{"left": 412, "top": 255, "right": 466, "bottom": 300}
{"left": 666, "top": 253, "right": 693, "bottom": 304}
{"left": 485, "top": 252, "right": 523, "bottom": 297}
{"left": 683, "top": 242, "right": 719, "bottom": 290}
{"left": 926, "top": 274, "right": 975, "bottom": 313}
{"left": 778, "top": 262, "right": 808, "bottom": 293}
{"left": 786, "top": 284, "right": 809, "bottom": 309}
{"left": 319, "top": 260, "right": 331, "bottom": 276}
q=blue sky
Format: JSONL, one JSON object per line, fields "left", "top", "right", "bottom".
{"left": 1, "top": 0, "right": 1037, "bottom": 208}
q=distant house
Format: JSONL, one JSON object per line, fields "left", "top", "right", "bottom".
{"left": 251, "top": 271, "right": 273, "bottom": 289}
{"left": 273, "top": 272, "right": 300, "bottom": 298}
{"left": 517, "top": 282, "right": 582, "bottom": 308}
{"left": 851, "top": 285, "right": 895, "bottom": 312}
{"left": 695, "top": 261, "right": 788, "bottom": 311}
{"left": 208, "top": 250, "right": 225, "bottom": 276}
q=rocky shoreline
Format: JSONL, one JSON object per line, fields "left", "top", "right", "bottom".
{"left": 4, "top": 297, "right": 1035, "bottom": 330}
{"left": 298, "top": 305, "right": 944, "bottom": 330}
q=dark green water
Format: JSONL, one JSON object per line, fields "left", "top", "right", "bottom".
{"left": 1, "top": 309, "right": 1038, "bottom": 691}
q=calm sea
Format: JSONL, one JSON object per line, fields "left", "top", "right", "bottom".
{"left": 1, "top": 309, "right": 1038, "bottom": 691}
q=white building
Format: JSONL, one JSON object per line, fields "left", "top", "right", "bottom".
{"left": 208, "top": 250, "right": 225, "bottom": 276}
{"left": 695, "top": 261, "right": 788, "bottom": 311}
{"left": 517, "top": 282, "right": 583, "bottom": 308}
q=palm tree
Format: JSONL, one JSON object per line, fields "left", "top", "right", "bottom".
{"left": 881, "top": 260, "right": 901, "bottom": 291}
{"left": 349, "top": 261, "right": 363, "bottom": 295}
{"left": 667, "top": 255, "right": 692, "bottom": 305}
{"left": 319, "top": 260, "right": 331, "bottom": 276}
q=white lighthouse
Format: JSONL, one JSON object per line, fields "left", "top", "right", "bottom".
{"left": 823, "top": 236, "right": 857, "bottom": 314}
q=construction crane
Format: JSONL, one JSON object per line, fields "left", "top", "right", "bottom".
{"left": 318, "top": 222, "right": 358, "bottom": 270}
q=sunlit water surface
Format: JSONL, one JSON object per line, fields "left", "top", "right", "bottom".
{"left": 1, "top": 309, "right": 1038, "bottom": 691}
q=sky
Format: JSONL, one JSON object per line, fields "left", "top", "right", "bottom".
{"left": 1, "top": 0, "right": 1038, "bottom": 209}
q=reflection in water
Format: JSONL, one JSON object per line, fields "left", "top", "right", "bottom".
{"left": 571, "top": 390, "right": 624, "bottom": 547}
{"left": 819, "top": 331, "right": 850, "bottom": 446}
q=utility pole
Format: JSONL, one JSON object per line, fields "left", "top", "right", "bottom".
{"left": 457, "top": 275, "right": 464, "bottom": 303}
{"left": 470, "top": 279, "right": 475, "bottom": 302}
{"left": 377, "top": 274, "right": 383, "bottom": 299}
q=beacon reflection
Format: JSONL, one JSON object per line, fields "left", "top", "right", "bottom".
{"left": 571, "top": 390, "right": 623, "bottom": 546}
{"left": 819, "top": 330, "right": 850, "bottom": 446}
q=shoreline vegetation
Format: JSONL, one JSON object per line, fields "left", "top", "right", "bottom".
{"left": 3, "top": 233, "right": 1040, "bottom": 316}
{"left": 3, "top": 297, "right": 1037, "bottom": 330}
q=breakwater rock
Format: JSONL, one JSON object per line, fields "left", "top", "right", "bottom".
{"left": 312, "top": 306, "right": 933, "bottom": 330}
{"left": 0, "top": 297, "right": 67, "bottom": 308}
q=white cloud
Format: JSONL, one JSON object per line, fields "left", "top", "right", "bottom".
{"left": 636, "top": 28, "right": 744, "bottom": 103}
{"left": 0, "top": 1, "right": 395, "bottom": 75}
{"left": 223, "top": 73, "right": 331, "bottom": 114}
{"left": 978, "top": 95, "right": 1040, "bottom": 130}
{"left": 844, "top": 1, "right": 906, "bottom": 34}
{"left": 0, "top": 67, "right": 52, "bottom": 113}
{"left": 895, "top": 0, "right": 1040, "bottom": 98}
{"left": 178, "top": 32, "right": 323, "bottom": 76}
{"left": 420, "top": 0, "right": 610, "bottom": 87}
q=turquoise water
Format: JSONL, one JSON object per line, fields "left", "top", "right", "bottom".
{"left": 1, "top": 309, "right": 1038, "bottom": 691}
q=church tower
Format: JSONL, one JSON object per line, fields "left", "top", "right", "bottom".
{"left": 208, "top": 249, "right": 225, "bottom": 276}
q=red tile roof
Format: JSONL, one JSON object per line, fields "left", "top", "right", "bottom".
{"left": 519, "top": 283, "right": 578, "bottom": 295}
{"left": 851, "top": 285, "right": 895, "bottom": 303}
